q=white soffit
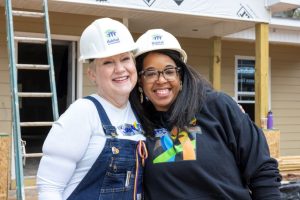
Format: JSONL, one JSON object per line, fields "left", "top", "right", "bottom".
{"left": 267, "top": 0, "right": 300, "bottom": 12}
{"left": 62, "top": 0, "right": 270, "bottom": 22}
{"left": 0, "top": 0, "right": 269, "bottom": 39}
{"left": 49, "top": 0, "right": 268, "bottom": 38}
{"left": 271, "top": 17, "right": 300, "bottom": 30}
{"left": 224, "top": 19, "right": 300, "bottom": 45}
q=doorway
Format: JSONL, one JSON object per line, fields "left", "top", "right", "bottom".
{"left": 17, "top": 40, "right": 75, "bottom": 177}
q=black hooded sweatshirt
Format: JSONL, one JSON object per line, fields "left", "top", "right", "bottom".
{"left": 144, "top": 90, "right": 281, "bottom": 200}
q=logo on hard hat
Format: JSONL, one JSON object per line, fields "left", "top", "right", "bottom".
{"left": 152, "top": 34, "right": 164, "bottom": 46}
{"left": 105, "top": 29, "right": 120, "bottom": 45}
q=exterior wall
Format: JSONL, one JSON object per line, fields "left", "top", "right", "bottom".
{"left": 180, "top": 37, "right": 210, "bottom": 78}
{"left": 0, "top": 7, "right": 12, "bottom": 135}
{"left": 221, "top": 40, "right": 255, "bottom": 96}
{"left": 270, "top": 43, "right": 300, "bottom": 156}
{"left": 13, "top": 11, "right": 96, "bottom": 37}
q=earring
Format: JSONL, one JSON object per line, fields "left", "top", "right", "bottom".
{"left": 179, "top": 81, "right": 183, "bottom": 91}
{"left": 138, "top": 86, "right": 144, "bottom": 103}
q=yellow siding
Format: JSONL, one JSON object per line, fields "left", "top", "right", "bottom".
{"left": 0, "top": 121, "right": 11, "bottom": 134}
{"left": 0, "top": 108, "right": 11, "bottom": 121}
{"left": 180, "top": 37, "right": 210, "bottom": 78}
{"left": 0, "top": 83, "right": 10, "bottom": 95}
{"left": 0, "top": 70, "right": 9, "bottom": 83}
{"left": 221, "top": 40, "right": 255, "bottom": 96}
{"left": 11, "top": 12, "right": 98, "bottom": 37}
{"left": 0, "top": 7, "right": 11, "bottom": 135}
{"left": 270, "top": 43, "right": 300, "bottom": 156}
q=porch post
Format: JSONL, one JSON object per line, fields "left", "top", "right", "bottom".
{"left": 209, "top": 37, "right": 222, "bottom": 91}
{"left": 255, "top": 23, "right": 269, "bottom": 127}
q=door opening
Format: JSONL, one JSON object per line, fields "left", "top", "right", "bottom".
{"left": 17, "top": 40, "right": 75, "bottom": 177}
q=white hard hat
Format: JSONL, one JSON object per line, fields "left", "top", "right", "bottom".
{"left": 134, "top": 29, "right": 187, "bottom": 63}
{"left": 79, "top": 18, "right": 136, "bottom": 61}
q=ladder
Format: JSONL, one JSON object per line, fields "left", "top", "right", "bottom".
{"left": 5, "top": 0, "right": 59, "bottom": 199}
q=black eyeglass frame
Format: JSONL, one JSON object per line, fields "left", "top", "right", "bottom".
{"left": 138, "top": 66, "right": 181, "bottom": 82}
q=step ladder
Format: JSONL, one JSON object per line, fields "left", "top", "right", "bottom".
{"left": 5, "top": 0, "right": 59, "bottom": 199}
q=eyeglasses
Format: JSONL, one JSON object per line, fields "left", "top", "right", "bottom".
{"left": 139, "top": 65, "right": 181, "bottom": 83}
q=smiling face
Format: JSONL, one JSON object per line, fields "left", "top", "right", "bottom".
{"left": 140, "top": 52, "right": 181, "bottom": 111}
{"left": 88, "top": 52, "right": 137, "bottom": 107}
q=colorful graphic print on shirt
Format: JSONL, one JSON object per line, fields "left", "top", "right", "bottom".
{"left": 117, "top": 122, "right": 143, "bottom": 136}
{"left": 152, "top": 119, "right": 202, "bottom": 164}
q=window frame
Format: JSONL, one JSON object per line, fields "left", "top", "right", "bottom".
{"left": 234, "top": 55, "right": 272, "bottom": 107}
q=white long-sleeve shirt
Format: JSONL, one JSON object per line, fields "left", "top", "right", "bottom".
{"left": 36, "top": 94, "right": 145, "bottom": 200}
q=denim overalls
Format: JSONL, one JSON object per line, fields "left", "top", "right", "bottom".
{"left": 67, "top": 96, "right": 146, "bottom": 200}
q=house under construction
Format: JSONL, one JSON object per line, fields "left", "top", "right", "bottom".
{"left": 0, "top": 0, "right": 300, "bottom": 199}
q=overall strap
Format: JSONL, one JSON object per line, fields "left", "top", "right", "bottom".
{"left": 84, "top": 96, "right": 117, "bottom": 137}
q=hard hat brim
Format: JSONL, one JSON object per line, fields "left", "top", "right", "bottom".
{"left": 79, "top": 45, "right": 137, "bottom": 62}
{"left": 134, "top": 47, "right": 187, "bottom": 63}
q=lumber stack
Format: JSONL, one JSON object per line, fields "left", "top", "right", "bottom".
{"left": 0, "top": 133, "right": 10, "bottom": 200}
{"left": 278, "top": 156, "right": 300, "bottom": 172}
{"left": 278, "top": 156, "right": 300, "bottom": 181}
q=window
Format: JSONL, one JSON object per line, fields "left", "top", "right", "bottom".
{"left": 236, "top": 57, "right": 255, "bottom": 103}
{"left": 235, "top": 56, "right": 271, "bottom": 121}
{"left": 235, "top": 56, "right": 255, "bottom": 120}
